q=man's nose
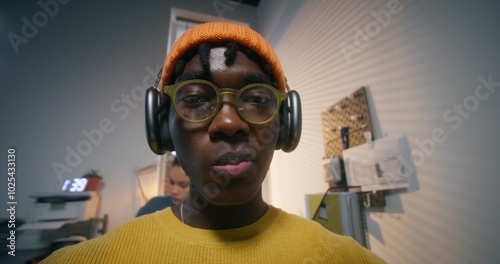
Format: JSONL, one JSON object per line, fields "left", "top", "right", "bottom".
{"left": 208, "top": 96, "right": 249, "bottom": 138}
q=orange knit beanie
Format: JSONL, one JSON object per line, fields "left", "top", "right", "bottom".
{"left": 158, "top": 22, "right": 286, "bottom": 92}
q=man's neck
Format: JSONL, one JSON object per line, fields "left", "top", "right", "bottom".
{"left": 175, "top": 191, "right": 269, "bottom": 230}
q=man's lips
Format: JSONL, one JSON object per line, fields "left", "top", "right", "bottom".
{"left": 212, "top": 152, "right": 253, "bottom": 176}
{"left": 213, "top": 161, "right": 251, "bottom": 176}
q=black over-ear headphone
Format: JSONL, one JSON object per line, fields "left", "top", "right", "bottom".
{"left": 145, "top": 75, "right": 301, "bottom": 154}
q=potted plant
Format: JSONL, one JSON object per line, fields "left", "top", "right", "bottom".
{"left": 82, "top": 169, "right": 103, "bottom": 191}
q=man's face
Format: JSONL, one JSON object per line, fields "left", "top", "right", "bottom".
{"left": 169, "top": 46, "right": 279, "bottom": 206}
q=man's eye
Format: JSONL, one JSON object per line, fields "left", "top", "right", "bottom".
{"left": 244, "top": 95, "right": 271, "bottom": 105}
{"left": 182, "top": 95, "right": 210, "bottom": 105}
{"left": 177, "top": 84, "right": 216, "bottom": 107}
{"left": 241, "top": 87, "right": 275, "bottom": 108}
{"left": 242, "top": 89, "right": 274, "bottom": 107}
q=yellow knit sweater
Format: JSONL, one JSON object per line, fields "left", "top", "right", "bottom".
{"left": 42, "top": 206, "right": 385, "bottom": 263}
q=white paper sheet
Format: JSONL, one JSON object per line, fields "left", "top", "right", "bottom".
{"left": 343, "top": 134, "right": 411, "bottom": 192}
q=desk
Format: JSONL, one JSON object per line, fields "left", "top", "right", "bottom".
{"left": 1, "top": 215, "right": 108, "bottom": 263}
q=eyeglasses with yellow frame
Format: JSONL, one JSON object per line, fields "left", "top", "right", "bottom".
{"left": 163, "top": 79, "right": 287, "bottom": 125}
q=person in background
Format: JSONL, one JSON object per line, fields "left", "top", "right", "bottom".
{"left": 135, "top": 156, "right": 189, "bottom": 217}
{"left": 42, "top": 22, "right": 385, "bottom": 263}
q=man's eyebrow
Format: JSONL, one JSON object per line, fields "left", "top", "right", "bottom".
{"left": 177, "top": 72, "right": 272, "bottom": 86}
{"left": 176, "top": 71, "right": 209, "bottom": 82}
{"left": 243, "top": 73, "right": 272, "bottom": 85}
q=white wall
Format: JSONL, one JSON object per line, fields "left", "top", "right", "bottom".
{"left": 0, "top": 0, "right": 258, "bottom": 232}
{"left": 259, "top": 0, "right": 500, "bottom": 263}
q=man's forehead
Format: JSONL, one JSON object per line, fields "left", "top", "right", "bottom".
{"left": 177, "top": 46, "right": 272, "bottom": 85}
{"left": 159, "top": 22, "right": 286, "bottom": 91}
{"left": 208, "top": 47, "right": 231, "bottom": 71}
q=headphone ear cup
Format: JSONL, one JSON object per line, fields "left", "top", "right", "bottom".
{"left": 276, "top": 94, "right": 291, "bottom": 151}
{"left": 159, "top": 102, "right": 174, "bottom": 151}
{"left": 275, "top": 90, "right": 302, "bottom": 152}
{"left": 145, "top": 87, "right": 174, "bottom": 154}
{"left": 282, "top": 90, "right": 301, "bottom": 152}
